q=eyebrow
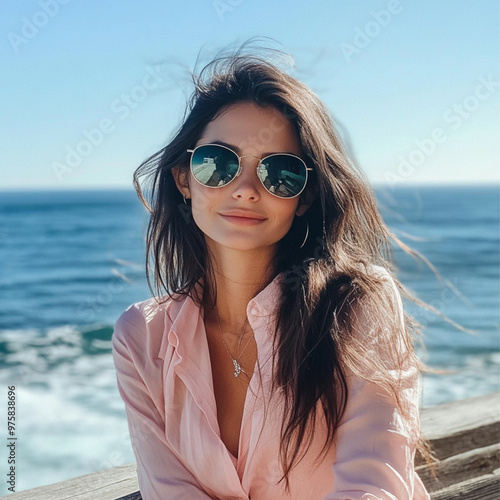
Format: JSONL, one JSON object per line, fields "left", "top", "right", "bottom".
{"left": 209, "top": 140, "right": 298, "bottom": 157}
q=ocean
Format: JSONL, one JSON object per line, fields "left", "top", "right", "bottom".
{"left": 0, "top": 186, "right": 498, "bottom": 494}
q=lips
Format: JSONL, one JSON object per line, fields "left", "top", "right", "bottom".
{"left": 219, "top": 211, "right": 267, "bottom": 220}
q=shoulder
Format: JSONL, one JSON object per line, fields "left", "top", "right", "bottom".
{"left": 114, "top": 296, "right": 167, "bottom": 331}
{"left": 355, "top": 263, "right": 402, "bottom": 307}
{"left": 337, "top": 265, "right": 421, "bottom": 402}
{"left": 112, "top": 293, "right": 184, "bottom": 358}
{"left": 360, "top": 262, "right": 396, "bottom": 284}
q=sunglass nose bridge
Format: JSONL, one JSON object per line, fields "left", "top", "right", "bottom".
{"left": 236, "top": 154, "right": 262, "bottom": 177}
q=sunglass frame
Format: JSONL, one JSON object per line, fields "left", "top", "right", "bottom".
{"left": 186, "top": 143, "right": 313, "bottom": 199}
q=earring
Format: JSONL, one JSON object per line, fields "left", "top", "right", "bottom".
{"left": 183, "top": 194, "right": 189, "bottom": 204}
{"left": 299, "top": 217, "right": 309, "bottom": 249}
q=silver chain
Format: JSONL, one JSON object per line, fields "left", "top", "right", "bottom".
{"left": 215, "top": 310, "right": 254, "bottom": 378}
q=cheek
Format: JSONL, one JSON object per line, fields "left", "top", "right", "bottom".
{"left": 279, "top": 199, "right": 300, "bottom": 224}
{"left": 189, "top": 182, "right": 224, "bottom": 235}
{"left": 271, "top": 200, "right": 300, "bottom": 236}
{"left": 282, "top": 211, "right": 298, "bottom": 234}
{"left": 189, "top": 177, "right": 220, "bottom": 214}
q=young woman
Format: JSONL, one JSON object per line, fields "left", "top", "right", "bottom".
{"left": 112, "top": 43, "right": 433, "bottom": 499}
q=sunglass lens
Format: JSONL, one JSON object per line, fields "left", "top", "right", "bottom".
{"left": 191, "top": 145, "right": 239, "bottom": 187}
{"left": 258, "top": 156, "right": 307, "bottom": 198}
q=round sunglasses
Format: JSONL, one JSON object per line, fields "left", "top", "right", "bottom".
{"left": 186, "top": 143, "right": 313, "bottom": 199}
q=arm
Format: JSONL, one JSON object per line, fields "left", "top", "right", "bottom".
{"left": 323, "top": 363, "right": 425, "bottom": 500}
{"left": 112, "top": 311, "right": 215, "bottom": 500}
{"left": 323, "top": 271, "right": 429, "bottom": 500}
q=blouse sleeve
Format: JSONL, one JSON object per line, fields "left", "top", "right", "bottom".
{"left": 112, "top": 311, "right": 215, "bottom": 500}
{"left": 322, "top": 270, "right": 430, "bottom": 500}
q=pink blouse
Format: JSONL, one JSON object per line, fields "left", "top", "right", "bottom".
{"left": 112, "top": 268, "right": 431, "bottom": 499}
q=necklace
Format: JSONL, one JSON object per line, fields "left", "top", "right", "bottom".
{"left": 215, "top": 310, "right": 254, "bottom": 378}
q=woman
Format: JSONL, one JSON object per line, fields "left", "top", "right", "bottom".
{"left": 112, "top": 42, "right": 434, "bottom": 499}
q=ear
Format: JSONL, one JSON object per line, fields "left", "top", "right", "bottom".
{"left": 171, "top": 166, "right": 191, "bottom": 199}
{"left": 295, "top": 187, "right": 316, "bottom": 217}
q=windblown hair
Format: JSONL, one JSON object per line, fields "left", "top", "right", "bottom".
{"left": 133, "top": 40, "right": 437, "bottom": 492}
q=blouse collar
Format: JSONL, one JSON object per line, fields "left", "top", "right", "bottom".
{"left": 158, "top": 271, "right": 284, "bottom": 360}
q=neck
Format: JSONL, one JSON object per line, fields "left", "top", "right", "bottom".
{"left": 203, "top": 241, "right": 276, "bottom": 335}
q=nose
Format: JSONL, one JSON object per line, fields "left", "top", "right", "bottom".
{"left": 231, "top": 156, "right": 262, "bottom": 200}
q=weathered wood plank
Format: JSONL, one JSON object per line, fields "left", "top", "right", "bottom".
{"left": 415, "top": 391, "right": 500, "bottom": 464}
{"left": 416, "top": 443, "right": 500, "bottom": 492}
{"left": 430, "top": 470, "right": 500, "bottom": 500}
{"left": 6, "top": 392, "right": 499, "bottom": 500}
{"left": 114, "top": 492, "right": 142, "bottom": 500}
{"left": 4, "top": 463, "right": 139, "bottom": 500}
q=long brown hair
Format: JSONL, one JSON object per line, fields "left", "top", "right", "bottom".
{"left": 133, "top": 39, "right": 437, "bottom": 492}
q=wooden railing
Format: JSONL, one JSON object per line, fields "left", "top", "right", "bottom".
{"left": 415, "top": 391, "right": 499, "bottom": 499}
{"left": 5, "top": 392, "right": 499, "bottom": 499}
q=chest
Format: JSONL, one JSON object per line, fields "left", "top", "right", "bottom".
{"left": 205, "top": 322, "right": 258, "bottom": 459}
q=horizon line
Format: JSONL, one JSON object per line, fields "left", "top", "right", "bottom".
{"left": 1, "top": 180, "right": 499, "bottom": 193}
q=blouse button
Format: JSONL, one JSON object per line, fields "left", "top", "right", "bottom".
{"left": 251, "top": 307, "right": 258, "bottom": 315}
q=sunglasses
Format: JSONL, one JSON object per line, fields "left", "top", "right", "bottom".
{"left": 186, "top": 143, "right": 313, "bottom": 199}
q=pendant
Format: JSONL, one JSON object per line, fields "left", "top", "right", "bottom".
{"left": 233, "top": 359, "right": 242, "bottom": 377}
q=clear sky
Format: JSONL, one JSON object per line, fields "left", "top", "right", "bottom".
{"left": 1, "top": 0, "right": 498, "bottom": 190}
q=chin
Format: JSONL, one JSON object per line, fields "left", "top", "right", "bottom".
{"left": 207, "top": 234, "right": 276, "bottom": 252}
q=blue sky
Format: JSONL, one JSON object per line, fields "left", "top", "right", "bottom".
{"left": 1, "top": 0, "right": 498, "bottom": 190}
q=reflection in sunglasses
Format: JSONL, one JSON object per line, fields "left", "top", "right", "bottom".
{"left": 189, "top": 144, "right": 311, "bottom": 198}
{"left": 192, "top": 155, "right": 237, "bottom": 187}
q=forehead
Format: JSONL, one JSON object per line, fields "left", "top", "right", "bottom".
{"left": 197, "top": 101, "right": 302, "bottom": 156}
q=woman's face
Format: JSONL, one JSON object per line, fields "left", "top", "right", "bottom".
{"left": 173, "top": 101, "right": 310, "bottom": 253}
